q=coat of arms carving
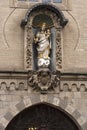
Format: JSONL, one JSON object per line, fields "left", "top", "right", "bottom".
{"left": 28, "top": 69, "right": 60, "bottom": 93}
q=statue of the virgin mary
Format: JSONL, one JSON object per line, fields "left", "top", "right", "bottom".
{"left": 34, "top": 23, "right": 51, "bottom": 68}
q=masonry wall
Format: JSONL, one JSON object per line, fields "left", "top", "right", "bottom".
{"left": 0, "top": 0, "right": 87, "bottom": 72}
{"left": 0, "top": 0, "right": 87, "bottom": 130}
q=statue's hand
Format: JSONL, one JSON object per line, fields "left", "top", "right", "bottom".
{"left": 34, "top": 37, "right": 38, "bottom": 43}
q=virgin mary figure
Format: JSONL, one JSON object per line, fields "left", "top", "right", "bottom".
{"left": 34, "top": 23, "right": 51, "bottom": 68}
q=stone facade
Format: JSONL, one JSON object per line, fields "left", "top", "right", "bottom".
{"left": 0, "top": 0, "right": 87, "bottom": 130}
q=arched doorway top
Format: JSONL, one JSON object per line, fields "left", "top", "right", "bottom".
{"left": 21, "top": 3, "right": 68, "bottom": 28}
{"left": 5, "top": 103, "right": 80, "bottom": 130}
{"left": 0, "top": 95, "right": 86, "bottom": 130}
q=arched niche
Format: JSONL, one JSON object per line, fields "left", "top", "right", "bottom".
{"left": 21, "top": 3, "right": 68, "bottom": 71}
{"left": 31, "top": 13, "right": 55, "bottom": 70}
{"left": 5, "top": 103, "right": 81, "bottom": 130}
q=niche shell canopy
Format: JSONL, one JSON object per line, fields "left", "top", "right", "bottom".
{"left": 21, "top": 3, "right": 68, "bottom": 28}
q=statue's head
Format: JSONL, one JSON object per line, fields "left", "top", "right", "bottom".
{"left": 41, "top": 23, "right": 46, "bottom": 31}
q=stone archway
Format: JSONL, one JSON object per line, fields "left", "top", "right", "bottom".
{"left": 0, "top": 95, "right": 86, "bottom": 130}
{"left": 5, "top": 103, "right": 80, "bottom": 130}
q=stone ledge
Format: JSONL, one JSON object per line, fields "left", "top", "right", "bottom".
{"left": 9, "top": 0, "right": 72, "bottom": 11}
{"left": 0, "top": 71, "right": 87, "bottom": 93}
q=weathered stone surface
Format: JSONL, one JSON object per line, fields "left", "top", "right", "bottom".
{"left": 82, "top": 122, "right": 87, "bottom": 130}
{"left": 16, "top": 101, "right": 25, "bottom": 111}
{"left": 0, "top": 117, "right": 9, "bottom": 127}
{"left": 0, "top": 0, "right": 86, "bottom": 72}
{"left": 53, "top": 97, "right": 60, "bottom": 106}
{"left": 59, "top": 98, "right": 68, "bottom": 109}
{"left": 29, "top": 94, "right": 41, "bottom": 104}
{"left": 23, "top": 97, "right": 32, "bottom": 108}
{"left": 72, "top": 110, "right": 81, "bottom": 120}
{"left": 4, "top": 112, "right": 13, "bottom": 121}
{"left": 0, "top": 0, "right": 87, "bottom": 130}
{"left": 47, "top": 95, "right": 54, "bottom": 104}
{"left": 0, "top": 123, "right": 5, "bottom": 130}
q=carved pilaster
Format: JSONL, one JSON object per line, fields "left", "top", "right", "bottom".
{"left": 24, "top": 21, "right": 33, "bottom": 69}
{"left": 56, "top": 26, "right": 62, "bottom": 69}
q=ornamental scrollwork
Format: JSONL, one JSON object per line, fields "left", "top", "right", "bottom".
{"left": 56, "top": 26, "right": 62, "bottom": 69}
{"left": 25, "top": 20, "right": 33, "bottom": 69}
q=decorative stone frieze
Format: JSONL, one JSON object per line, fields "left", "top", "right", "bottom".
{"left": 0, "top": 80, "right": 27, "bottom": 91}
{"left": 0, "top": 72, "right": 87, "bottom": 93}
{"left": 0, "top": 80, "right": 87, "bottom": 92}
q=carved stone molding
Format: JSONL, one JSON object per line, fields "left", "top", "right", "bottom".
{"left": 0, "top": 80, "right": 27, "bottom": 91}
{"left": 24, "top": 22, "right": 33, "bottom": 69}
{"left": 28, "top": 69, "right": 60, "bottom": 93}
{"left": 60, "top": 82, "right": 87, "bottom": 92}
{"left": 56, "top": 26, "right": 62, "bottom": 69}
{"left": 0, "top": 71, "right": 87, "bottom": 93}
{"left": 0, "top": 80, "right": 87, "bottom": 92}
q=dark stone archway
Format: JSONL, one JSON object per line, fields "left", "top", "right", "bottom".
{"left": 6, "top": 103, "right": 80, "bottom": 130}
